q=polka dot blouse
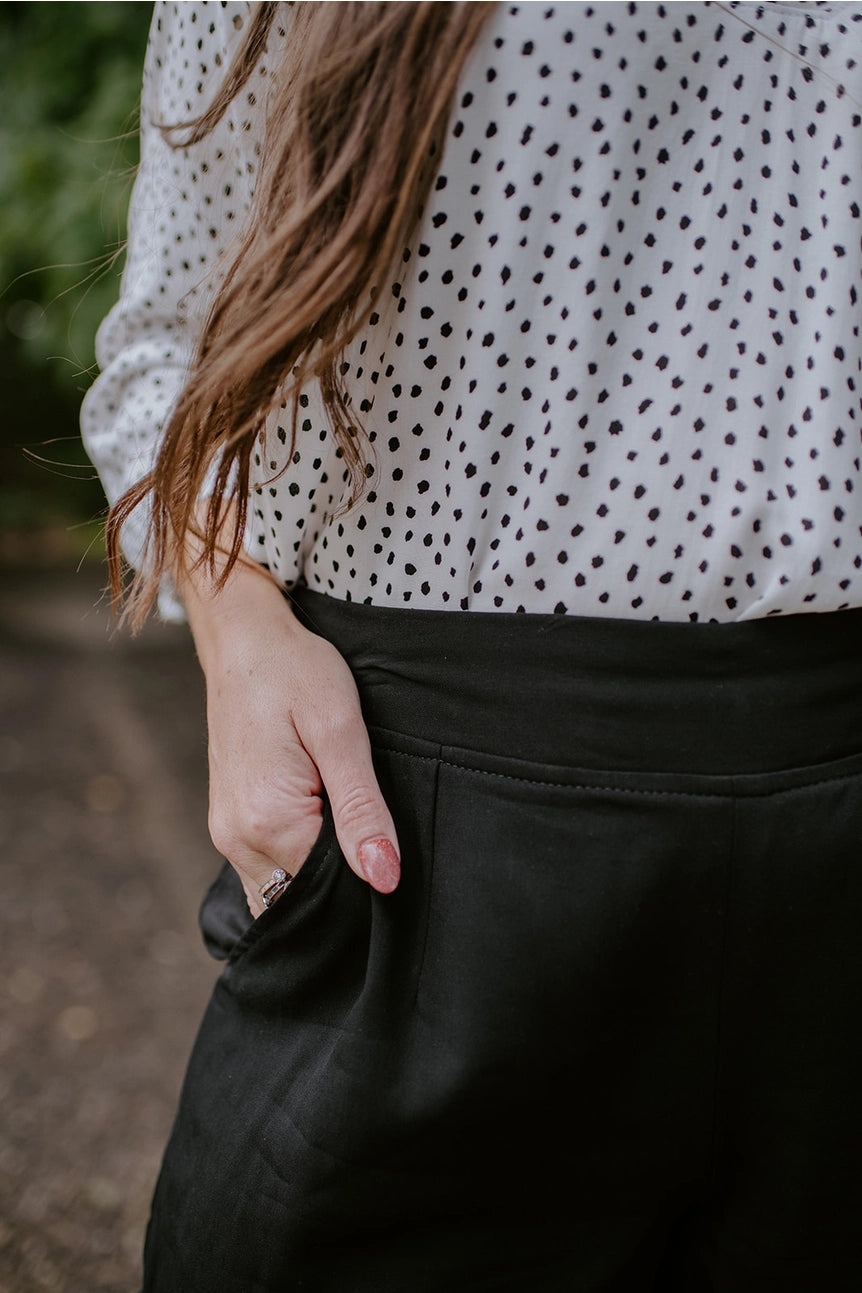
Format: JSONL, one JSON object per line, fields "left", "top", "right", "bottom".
{"left": 81, "top": 1, "right": 862, "bottom": 622}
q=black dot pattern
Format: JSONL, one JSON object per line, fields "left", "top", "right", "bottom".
{"left": 81, "top": 0, "right": 270, "bottom": 614}
{"left": 82, "top": 1, "right": 862, "bottom": 621}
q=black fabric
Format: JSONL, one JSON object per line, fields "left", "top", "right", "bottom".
{"left": 144, "top": 597, "right": 862, "bottom": 1291}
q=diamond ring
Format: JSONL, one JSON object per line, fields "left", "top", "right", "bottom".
{"left": 259, "top": 867, "right": 293, "bottom": 908}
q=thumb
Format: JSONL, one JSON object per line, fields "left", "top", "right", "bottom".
{"left": 313, "top": 724, "right": 400, "bottom": 894}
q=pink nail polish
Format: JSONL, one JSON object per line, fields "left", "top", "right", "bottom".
{"left": 357, "top": 838, "right": 400, "bottom": 893}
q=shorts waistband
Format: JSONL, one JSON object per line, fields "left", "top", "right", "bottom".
{"left": 290, "top": 589, "right": 862, "bottom": 776}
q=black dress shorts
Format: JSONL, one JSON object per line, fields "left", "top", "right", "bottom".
{"left": 143, "top": 593, "right": 862, "bottom": 1291}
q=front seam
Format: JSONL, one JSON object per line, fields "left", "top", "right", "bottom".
{"left": 709, "top": 782, "right": 737, "bottom": 1192}
{"left": 409, "top": 754, "right": 440, "bottom": 1013}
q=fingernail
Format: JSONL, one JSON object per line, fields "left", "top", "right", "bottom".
{"left": 357, "top": 838, "right": 400, "bottom": 893}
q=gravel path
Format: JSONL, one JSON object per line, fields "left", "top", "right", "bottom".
{"left": 0, "top": 568, "right": 221, "bottom": 1293}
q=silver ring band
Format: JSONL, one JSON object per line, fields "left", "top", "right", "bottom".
{"left": 259, "top": 867, "right": 292, "bottom": 908}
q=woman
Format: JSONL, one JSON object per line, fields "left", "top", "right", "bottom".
{"left": 82, "top": 2, "right": 862, "bottom": 1288}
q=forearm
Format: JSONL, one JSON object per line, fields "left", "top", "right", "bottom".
{"left": 179, "top": 540, "right": 300, "bottom": 678}
{"left": 170, "top": 494, "right": 297, "bottom": 666}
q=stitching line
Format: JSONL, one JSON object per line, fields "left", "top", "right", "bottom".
{"left": 709, "top": 786, "right": 736, "bottom": 1188}
{"left": 373, "top": 742, "right": 862, "bottom": 800}
{"left": 410, "top": 755, "right": 440, "bottom": 1014}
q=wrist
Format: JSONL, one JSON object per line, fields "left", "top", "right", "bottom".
{"left": 182, "top": 556, "right": 300, "bottom": 678}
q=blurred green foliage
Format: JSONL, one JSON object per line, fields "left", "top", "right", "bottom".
{"left": 0, "top": 1, "right": 152, "bottom": 560}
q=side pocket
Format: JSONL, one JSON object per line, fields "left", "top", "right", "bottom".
{"left": 198, "top": 860, "right": 249, "bottom": 962}
{"left": 198, "top": 800, "right": 336, "bottom": 964}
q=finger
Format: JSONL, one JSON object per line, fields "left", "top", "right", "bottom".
{"left": 231, "top": 845, "right": 281, "bottom": 919}
{"left": 225, "top": 813, "right": 323, "bottom": 917}
{"left": 309, "top": 718, "right": 400, "bottom": 894}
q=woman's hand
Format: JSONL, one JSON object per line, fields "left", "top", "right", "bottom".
{"left": 179, "top": 534, "right": 400, "bottom": 916}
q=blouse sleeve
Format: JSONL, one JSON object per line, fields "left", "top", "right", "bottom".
{"left": 80, "top": 1, "right": 275, "bottom": 616}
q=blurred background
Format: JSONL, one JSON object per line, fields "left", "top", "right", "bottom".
{"left": 1, "top": 5, "right": 222, "bottom": 1289}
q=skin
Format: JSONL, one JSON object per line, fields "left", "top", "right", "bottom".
{"left": 178, "top": 510, "right": 400, "bottom": 917}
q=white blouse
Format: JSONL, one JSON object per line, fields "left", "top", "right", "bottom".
{"left": 81, "top": 1, "right": 862, "bottom": 621}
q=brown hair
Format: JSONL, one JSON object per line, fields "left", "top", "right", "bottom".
{"left": 108, "top": 0, "right": 493, "bottom": 624}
